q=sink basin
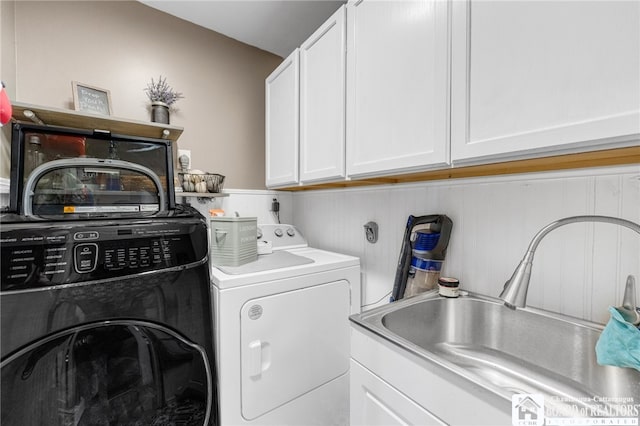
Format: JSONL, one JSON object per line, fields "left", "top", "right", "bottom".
{"left": 350, "top": 291, "right": 640, "bottom": 417}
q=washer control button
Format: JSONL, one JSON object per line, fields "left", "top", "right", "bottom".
{"left": 274, "top": 228, "right": 283, "bottom": 238}
{"left": 74, "top": 231, "right": 99, "bottom": 241}
{"left": 74, "top": 243, "right": 98, "bottom": 273}
{"left": 286, "top": 228, "right": 295, "bottom": 237}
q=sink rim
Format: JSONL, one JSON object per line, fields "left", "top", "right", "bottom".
{"left": 352, "top": 289, "right": 606, "bottom": 334}
{"left": 349, "top": 290, "right": 633, "bottom": 413}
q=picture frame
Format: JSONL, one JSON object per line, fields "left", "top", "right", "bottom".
{"left": 72, "top": 81, "right": 112, "bottom": 115}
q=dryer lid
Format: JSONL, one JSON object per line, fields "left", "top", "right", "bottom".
{"left": 216, "top": 250, "right": 313, "bottom": 275}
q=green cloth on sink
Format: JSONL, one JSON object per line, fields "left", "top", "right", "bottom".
{"left": 595, "top": 306, "right": 640, "bottom": 372}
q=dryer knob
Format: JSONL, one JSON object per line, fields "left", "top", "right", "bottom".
{"left": 274, "top": 228, "right": 283, "bottom": 238}
{"left": 257, "top": 228, "right": 263, "bottom": 239}
{"left": 286, "top": 228, "right": 295, "bottom": 237}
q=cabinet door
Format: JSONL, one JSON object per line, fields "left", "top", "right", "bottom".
{"left": 350, "top": 360, "right": 446, "bottom": 426}
{"left": 265, "top": 49, "right": 299, "bottom": 188}
{"left": 346, "top": 0, "right": 450, "bottom": 178}
{"left": 451, "top": 1, "right": 640, "bottom": 163}
{"left": 299, "top": 6, "right": 346, "bottom": 184}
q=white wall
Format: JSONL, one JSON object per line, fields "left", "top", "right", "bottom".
{"left": 0, "top": 177, "right": 9, "bottom": 208}
{"left": 291, "top": 165, "right": 640, "bottom": 324}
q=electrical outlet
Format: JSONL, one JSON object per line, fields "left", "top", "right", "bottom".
{"left": 177, "top": 149, "right": 191, "bottom": 171}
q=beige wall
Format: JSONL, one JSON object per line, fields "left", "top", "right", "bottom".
{"left": 1, "top": 1, "right": 282, "bottom": 189}
{"left": 1, "top": 1, "right": 17, "bottom": 177}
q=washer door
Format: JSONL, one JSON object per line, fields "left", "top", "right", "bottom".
{"left": 1, "top": 320, "right": 212, "bottom": 426}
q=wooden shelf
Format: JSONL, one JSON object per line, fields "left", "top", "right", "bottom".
{"left": 176, "top": 192, "right": 229, "bottom": 198}
{"left": 11, "top": 101, "right": 184, "bottom": 143}
{"left": 279, "top": 146, "right": 640, "bottom": 191}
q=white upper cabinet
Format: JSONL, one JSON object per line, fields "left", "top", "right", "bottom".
{"left": 451, "top": 0, "right": 640, "bottom": 163}
{"left": 346, "top": 0, "right": 451, "bottom": 178}
{"left": 299, "top": 6, "right": 347, "bottom": 184}
{"left": 265, "top": 49, "right": 300, "bottom": 188}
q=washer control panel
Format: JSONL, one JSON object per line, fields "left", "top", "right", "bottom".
{"left": 1, "top": 218, "right": 208, "bottom": 292}
{"left": 257, "top": 224, "right": 307, "bottom": 249}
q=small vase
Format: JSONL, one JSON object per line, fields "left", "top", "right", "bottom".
{"left": 151, "top": 101, "right": 170, "bottom": 124}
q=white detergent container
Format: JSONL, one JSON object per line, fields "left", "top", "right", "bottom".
{"left": 209, "top": 217, "right": 258, "bottom": 266}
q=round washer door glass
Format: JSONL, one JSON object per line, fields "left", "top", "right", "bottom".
{"left": 1, "top": 321, "right": 212, "bottom": 426}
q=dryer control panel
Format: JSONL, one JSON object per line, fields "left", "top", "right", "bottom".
{"left": 257, "top": 224, "right": 308, "bottom": 250}
{"left": 1, "top": 217, "right": 208, "bottom": 292}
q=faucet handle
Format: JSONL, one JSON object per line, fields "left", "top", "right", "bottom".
{"left": 622, "top": 275, "right": 637, "bottom": 312}
{"left": 617, "top": 275, "right": 640, "bottom": 326}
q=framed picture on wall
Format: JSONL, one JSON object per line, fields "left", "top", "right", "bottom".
{"left": 72, "top": 81, "right": 112, "bottom": 115}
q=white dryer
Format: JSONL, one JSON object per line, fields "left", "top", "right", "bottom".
{"left": 210, "top": 224, "right": 361, "bottom": 426}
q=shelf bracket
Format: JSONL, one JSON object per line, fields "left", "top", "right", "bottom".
{"left": 23, "top": 109, "right": 45, "bottom": 125}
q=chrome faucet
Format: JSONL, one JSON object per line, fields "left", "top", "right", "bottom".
{"left": 499, "top": 215, "right": 640, "bottom": 309}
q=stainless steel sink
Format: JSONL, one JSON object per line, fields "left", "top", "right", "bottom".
{"left": 350, "top": 291, "right": 640, "bottom": 417}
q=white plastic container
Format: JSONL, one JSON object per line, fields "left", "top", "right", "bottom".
{"left": 209, "top": 217, "right": 258, "bottom": 266}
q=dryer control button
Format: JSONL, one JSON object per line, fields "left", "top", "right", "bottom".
{"left": 286, "top": 228, "right": 295, "bottom": 237}
{"left": 274, "top": 228, "right": 283, "bottom": 238}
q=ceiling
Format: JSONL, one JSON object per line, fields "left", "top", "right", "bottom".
{"left": 139, "top": 0, "right": 346, "bottom": 58}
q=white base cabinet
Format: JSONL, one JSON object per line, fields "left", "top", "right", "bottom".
{"left": 451, "top": 0, "right": 640, "bottom": 163}
{"left": 350, "top": 324, "right": 512, "bottom": 426}
{"left": 351, "top": 360, "right": 446, "bottom": 426}
{"left": 346, "top": 0, "right": 450, "bottom": 178}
